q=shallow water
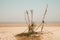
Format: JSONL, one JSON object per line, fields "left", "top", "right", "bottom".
{"left": 0, "top": 26, "right": 60, "bottom": 40}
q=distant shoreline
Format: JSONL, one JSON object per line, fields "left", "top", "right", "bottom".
{"left": 0, "top": 23, "right": 60, "bottom": 27}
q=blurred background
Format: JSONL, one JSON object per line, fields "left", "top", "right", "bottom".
{"left": 0, "top": 0, "right": 60, "bottom": 23}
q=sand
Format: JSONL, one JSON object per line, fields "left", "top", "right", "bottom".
{"left": 0, "top": 23, "right": 60, "bottom": 40}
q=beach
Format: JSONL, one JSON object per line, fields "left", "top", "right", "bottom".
{"left": 0, "top": 23, "right": 60, "bottom": 40}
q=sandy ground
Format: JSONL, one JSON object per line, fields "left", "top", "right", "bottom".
{"left": 0, "top": 23, "right": 60, "bottom": 40}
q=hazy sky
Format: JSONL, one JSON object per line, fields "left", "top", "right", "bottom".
{"left": 0, "top": 0, "right": 60, "bottom": 23}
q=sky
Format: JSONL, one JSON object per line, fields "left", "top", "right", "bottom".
{"left": 0, "top": 0, "right": 60, "bottom": 23}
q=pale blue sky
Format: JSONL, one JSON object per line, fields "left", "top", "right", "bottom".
{"left": 0, "top": 0, "right": 60, "bottom": 23}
